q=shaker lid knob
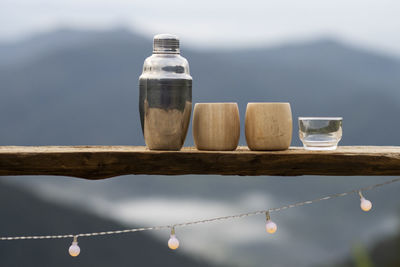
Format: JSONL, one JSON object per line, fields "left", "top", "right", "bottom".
{"left": 153, "top": 33, "right": 180, "bottom": 54}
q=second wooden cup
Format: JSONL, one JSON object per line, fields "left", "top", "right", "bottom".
{"left": 193, "top": 103, "right": 240, "bottom": 150}
{"left": 245, "top": 102, "right": 292, "bottom": 150}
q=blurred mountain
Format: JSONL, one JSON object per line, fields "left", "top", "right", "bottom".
{"left": 334, "top": 225, "right": 400, "bottom": 267}
{"left": 0, "top": 28, "right": 147, "bottom": 67}
{"left": 360, "top": 230, "right": 400, "bottom": 267}
{"left": 0, "top": 28, "right": 400, "bottom": 146}
{"left": 0, "top": 180, "right": 216, "bottom": 267}
{"left": 1, "top": 28, "right": 400, "bottom": 267}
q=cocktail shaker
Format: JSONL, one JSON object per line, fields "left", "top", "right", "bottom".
{"left": 139, "top": 34, "right": 192, "bottom": 150}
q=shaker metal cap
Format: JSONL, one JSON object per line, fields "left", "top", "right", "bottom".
{"left": 153, "top": 33, "right": 180, "bottom": 54}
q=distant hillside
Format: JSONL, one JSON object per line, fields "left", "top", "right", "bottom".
{"left": 0, "top": 29, "right": 400, "bottom": 146}
{"left": 0, "top": 28, "right": 147, "bottom": 67}
{"left": 0, "top": 180, "right": 216, "bottom": 267}
{"left": 333, "top": 226, "right": 400, "bottom": 267}
{"left": 1, "top": 28, "right": 400, "bottom": 267}
{"left": 362, "top": 230, "right": 400, "bottom": 267}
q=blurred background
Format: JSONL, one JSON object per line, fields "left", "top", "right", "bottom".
{"left": 1, "top": 0, "right": 400, "bottom": 266}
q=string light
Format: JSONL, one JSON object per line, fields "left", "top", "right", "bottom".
{"left": 359, "top": 191, "right": 372, "bottom": 212}
{"left": 265, "top": 211, "right": 277, "bottom": 234}
{"left": 168, "top": 227, "right": 179, "bottom": 250}
{"left": 0, "top": 177, "right": 399, "bottom": 254}
{"left": 68, "top": 236, "right": 80, "bottom": 257}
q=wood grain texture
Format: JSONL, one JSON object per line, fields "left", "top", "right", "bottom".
{"left": 245, "top": 103, "right": 292, "bottom": 150}
{"left": 0, "top": 146, "right": 400, "bottom": 179}
{"left": 193, "top": 103, "right": 240, "bottom": 150}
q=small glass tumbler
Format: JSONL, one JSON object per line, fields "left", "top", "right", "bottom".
{"left": 298, "top": 117, "right": 342, "bottom": 151}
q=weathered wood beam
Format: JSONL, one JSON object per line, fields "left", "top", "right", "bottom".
{"left": 0, "top": 146, "right": 399, "bottom": 179}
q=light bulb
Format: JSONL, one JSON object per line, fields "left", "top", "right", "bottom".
{"left": 360, "top": 197, "right": 372, "bottom": 212}
{"left": 168, "top": 234, "right": 179, "bottom": 250}
{"left": 265, "top": 211, "right": 277, "bottom": 234}
{"left": 266, "top": 220, "right": 277, "bottom": 234}
{"left": 69, "top": 236, "right": 80, "bottom": 257}
{"left": 69, "top": 241, "right": 80, "bottom": 257}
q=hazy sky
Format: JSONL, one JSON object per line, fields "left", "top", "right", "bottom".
{"left": 1, "top": 0, "right": 400, "bottom": 55}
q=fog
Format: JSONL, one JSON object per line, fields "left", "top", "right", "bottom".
{"left": 1, "top": 0, "right": 400, "bottom": 55}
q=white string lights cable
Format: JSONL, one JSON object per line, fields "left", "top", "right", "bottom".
{"left": 1, "top": 177, "right": 399, "bottom": 256}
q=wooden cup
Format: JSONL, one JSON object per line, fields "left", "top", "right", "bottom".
{"left": 245, "top": 102, "right": 292, "bottom": 150}
{"left": 193, "top": 103, "right": 240, "bottom": 151}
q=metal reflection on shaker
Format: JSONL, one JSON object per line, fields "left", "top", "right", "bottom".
{"left": 139, "top": 34, "right": 192, "bottom": 150}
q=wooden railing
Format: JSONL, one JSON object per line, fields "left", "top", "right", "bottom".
{"left": 0, "top": 146, "right": 399, "bottom": 179}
